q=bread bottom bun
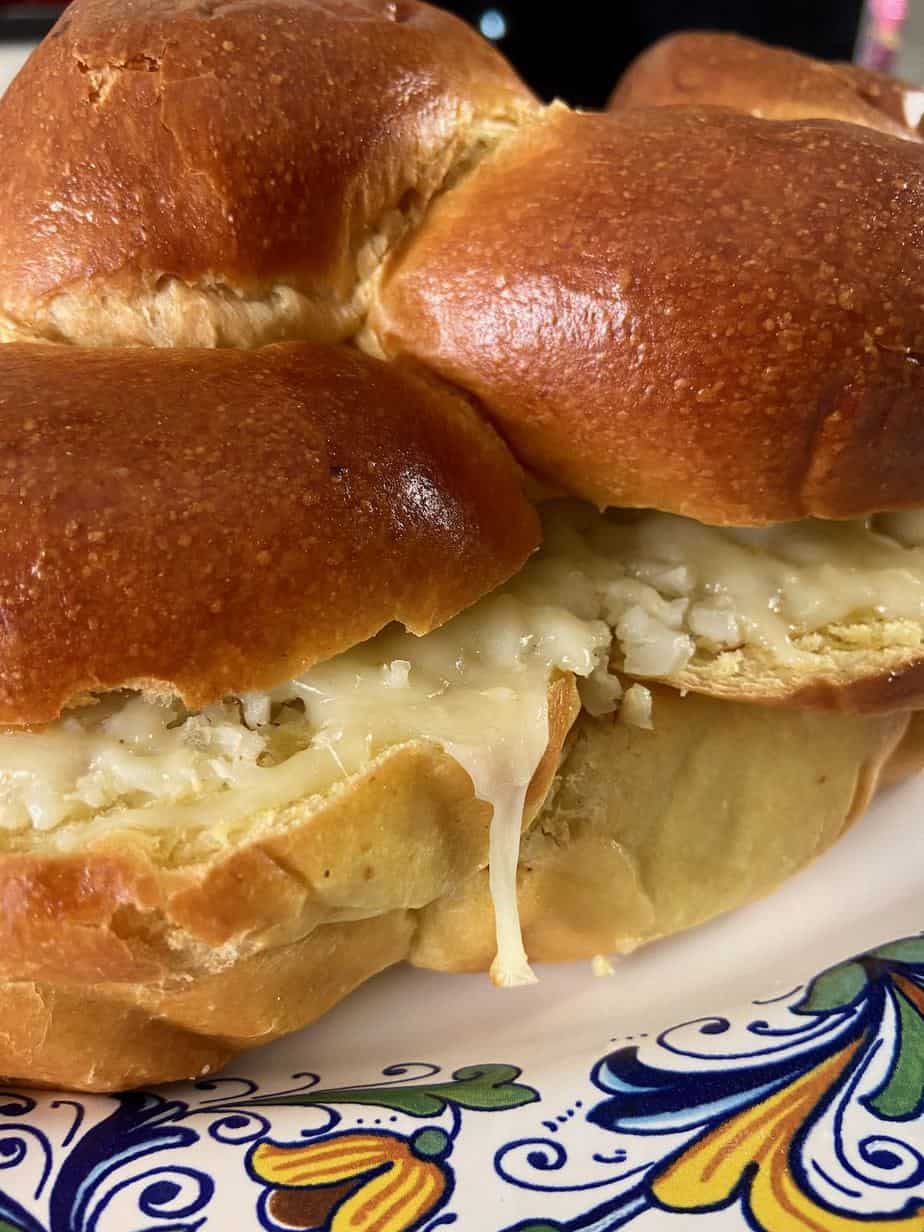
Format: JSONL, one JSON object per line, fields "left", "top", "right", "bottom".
{"left": 0, "top": 913, "right": 414, "bottom": 1093}
{"left": 0, "top": 686, "right": 905, "bottom": 1092}
{"left": 881, "top": 711, "right": 924, "bottom": 786}
{"left": 412, "top": 687, "right": 907, "bottom": 971}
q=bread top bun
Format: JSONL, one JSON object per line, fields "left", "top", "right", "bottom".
{"left": 371, "top": 103, "right": 924, "bottom": 525}
{"left": 609, "top": 31, "right": 924, "bottom": 142}
{"left": 0, "top": 0, "right": 535, "bottom": 348}
{"left": 0, "top": 342, "right": 538, "bottom": 726}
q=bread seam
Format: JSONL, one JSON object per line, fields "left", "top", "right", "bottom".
{"left": 0, "top": 104, "right": 539, "bottom": 349}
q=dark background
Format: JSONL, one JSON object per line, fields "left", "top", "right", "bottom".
{"left": 0, "top": 2, "right": 65, "bottom": 40}
{"left": 1, "top": 1, "right": 865, "bottom": 107}
{"left": 447, "top": 1, "right": 865, "bottom": 107}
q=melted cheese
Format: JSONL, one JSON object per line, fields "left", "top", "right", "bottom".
{"left": 1, "top": 501, "right": 923, "bottom": 983}
{"left": 448, "top": 743, "right": 540, "bottom": 988}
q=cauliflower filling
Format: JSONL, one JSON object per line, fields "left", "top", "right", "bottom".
{"left": 2, "top": 501, "right": 923, "bottom": 838}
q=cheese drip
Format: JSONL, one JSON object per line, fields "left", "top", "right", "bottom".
{"left": 447, "top": 740, "right": 544, "bottom": 988}
{"left": 0, "top": 503, "right": 923, "bottom": 982}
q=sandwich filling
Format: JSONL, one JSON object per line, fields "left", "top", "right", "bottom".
{"left": 1, "top": 502, "right": 923, "bottom": 983}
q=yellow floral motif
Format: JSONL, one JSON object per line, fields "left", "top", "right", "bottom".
{"left": 251, "top": 1130, "right": 448, "bottom": 1232}
{"left": 653, "top": 1038, "right": 924, "bottom": 1231}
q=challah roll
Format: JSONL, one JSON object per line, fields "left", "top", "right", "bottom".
{"left": 371, "top": 102, "right": 924, "bottom": 527}
{"left": 608, "top": 30, "right": 924, "bottom": 141}
{"left": 0, "top": 0, "right": 536, "bottom": 348}
{"left": 370, "top": 93, "right": 924, "bottom": 705}
{"left": 0, "top": 343, "right": 538, "bottom": 724}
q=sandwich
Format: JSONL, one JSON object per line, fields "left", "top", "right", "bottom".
{"left": 0, "top": 2, "right": 920, "bottom": 1092}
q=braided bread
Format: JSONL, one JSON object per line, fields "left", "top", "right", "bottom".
{"left": 0, "top": 3, "right": 920, "bottom": 1090}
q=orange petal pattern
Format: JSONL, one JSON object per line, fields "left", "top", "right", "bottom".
{"left": 250, "top": 1130, "right": 447, "bottom": 1232}
{"left": 652, "top": 1038, "right": 924, "bottom": 1231}
{"left": 252, "top": 1133, "right": 401, "bottom": 1188}
{"left": 331, "top": 1154, "right": 446, "bottom": 1232}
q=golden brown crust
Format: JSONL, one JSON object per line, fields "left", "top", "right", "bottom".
{"left": 412, "top": 688, "right": 909, "bottom": 972}
{"left": 609, "top": 31, "right": 924, "bottom": 142}
{"left": 0, "top": 0, "right": 535, "bottom": 347}
{"left": 371, "top": 103, "right": 924, "bottom": 524}
{"left": 0, "top": 342, "right": 539, "bottom": 725}
{"left": 0, "top": 914, "right": 414, "bottom": 1091}
{"left": 0, "top": 683, "right": 905, "bottom": 1092}
{"left": 0, "top": 14, "right": 920, "bottom": 1095}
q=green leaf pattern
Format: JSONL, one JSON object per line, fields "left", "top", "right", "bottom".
{"left": 870, "top": 987, "right": 924, "bottom": 1120}
{"left": 249, "top": 1063, "right": 539, "bottom": 1116}
{"left": 795, "top": 960, "right": 866, "bottom": 1014}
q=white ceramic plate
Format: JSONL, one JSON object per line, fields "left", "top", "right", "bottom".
{"left": 4, "top": 40, "right": 924, "bottom": 1232}
{"left": 0, "top": 774, "right": 921, "bottom": 1231}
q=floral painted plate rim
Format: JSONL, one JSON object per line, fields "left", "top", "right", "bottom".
{"left": 0, "top": 936, "right": 921, "bottom": 1231}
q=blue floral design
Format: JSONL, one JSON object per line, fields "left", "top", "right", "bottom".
{"left": 0, "top": 1065, "right": 536, "bottom": 1231}
{"left": 501, "top": 936, "right": 924, "bottom": 1230}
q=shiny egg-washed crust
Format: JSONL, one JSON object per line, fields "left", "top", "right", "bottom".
{"left": 412, "top": 687, "right": 909, "bottom": 971}
{"left": 0, "top": 0, "right": 536, "bottom": 347}
{"left": 608, "top": 31, "right": 924, "bottom": 141}
{"left": 0, "top": 343, "right": 539, "bottom": 726}
{"left": 0, "top": 6, "right": 920, "bottom": 1093}
{"left": 371, "top": 102, "right": 924, "bottom": 526}
{"left": 0, "top": 675, "right": 579, "bottom": 1090}
{"left": 0, "top": 680, "right": 908, "bottom": 1092}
